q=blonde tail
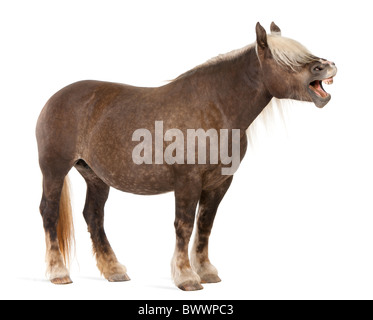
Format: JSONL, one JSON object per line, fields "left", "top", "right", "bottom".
{"left": 57, "top": 176, "right": 75, "bottom": 266}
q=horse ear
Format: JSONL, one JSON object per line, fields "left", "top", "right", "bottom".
{"left": 270, "top": 22, "right": 281, "bottom": 35}
{"left": 256, "top": 22, "right": 268, "bottom": 49}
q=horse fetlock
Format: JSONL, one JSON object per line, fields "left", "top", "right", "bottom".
{"left": 174, "top": 269, "right": 203, "bottom": 291}
{"left": 191, "top": 260, "right": 221, "bottom": 284}
{"left": 200, "top": 273, "right": 221, "bottom": 284}
{"left": 105, "top": 262, "right": 130, "bottom": 282}
{"left": 45, "top": 237, "right": 72, "bottom": 285}
{"left": 47, "top": 262, "right": 72, "bottom": 285}
{"left": 172, "top": 260, "right": 203, "bottom": 291}
{"left": 98, "top": 259, "right": 129, "bottom": 282}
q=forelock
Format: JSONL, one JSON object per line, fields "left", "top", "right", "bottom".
{"left": 266, "top": 34, "right": 318, "bottom": 70}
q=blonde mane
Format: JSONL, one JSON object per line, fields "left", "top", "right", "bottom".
{"left": 174, "top": 33, "right": 317, "bottom": 81}
{"left": 266, "top": 34, "right": 317, "bottom": 70}
{"left": 173, "top": 44, "right": 255, "bottom": 81}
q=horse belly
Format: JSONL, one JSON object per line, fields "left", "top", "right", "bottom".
{"left": 88, "top": 159, "right": 175, "bottom": 195}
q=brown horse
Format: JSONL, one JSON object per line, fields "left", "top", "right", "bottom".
{"left": 36, "top": 22, "right": 337, "bottom": 291}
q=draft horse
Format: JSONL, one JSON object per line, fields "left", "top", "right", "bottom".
{"left": 36, "top": 22, "right": 337, "bottom": 290}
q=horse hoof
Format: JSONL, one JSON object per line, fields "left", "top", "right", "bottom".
{"left": 50, "top": 276, "right": 73, "bottom": 285}
{"left": 108, "top": 273, "right": 131, "bottom": 282}
{"left": 200, "top": 274, "right": 221, "bottom": 284}
{"left": 178, "top": 281, "right": 204, "bottom": 291}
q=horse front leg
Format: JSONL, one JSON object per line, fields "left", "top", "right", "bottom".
{"left": 191, "top": 176, "right": 233, "bottom": 284}
{"left": 171, "top": 172, "right": 203, "bottom": 291}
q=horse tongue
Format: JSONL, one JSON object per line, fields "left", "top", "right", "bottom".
{"left": 310, "top": 80, "right": 328, "bottom": 98}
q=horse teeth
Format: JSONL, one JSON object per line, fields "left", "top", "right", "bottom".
{"left": 323, "top": 78, "right": 333, "bottom": 85}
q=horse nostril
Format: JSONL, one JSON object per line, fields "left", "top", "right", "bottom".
{"left": 322, "top": 60, "right": 335, "bottom": 67}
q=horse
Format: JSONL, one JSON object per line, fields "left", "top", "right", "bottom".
{"left": 36, "top": 22, "right": 337, "bottom": 291}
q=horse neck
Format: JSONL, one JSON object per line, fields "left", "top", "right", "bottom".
{"left": 212, "top": 48, "right": 273, "bottom": 132}
{"left": 236, "top": 49, "right": 274, "bottom": 131}
{"left": 172, "top": 47, "right": 273, "bottom": 133}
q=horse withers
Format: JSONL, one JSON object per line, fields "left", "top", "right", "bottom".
{"left": 36, "top": 22, "right": 336, "bottom": 291}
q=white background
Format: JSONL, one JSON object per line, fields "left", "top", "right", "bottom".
{"left": 1, "top": 0, "right": 373, "bottom": 300}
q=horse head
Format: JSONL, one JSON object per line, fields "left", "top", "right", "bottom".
{"left": 256, "top": 22, "right": 337, "bottom": 108}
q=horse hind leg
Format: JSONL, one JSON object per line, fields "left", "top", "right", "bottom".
{"left": 40, "top": 171, "right": 74, "bottom": 285}
{"left": 75, "top": 160, "right": 129, "bottom": 282}
{"left": 191, "top": 176, "right": 233, "bottom": 284}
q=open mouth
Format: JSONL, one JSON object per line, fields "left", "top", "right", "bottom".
{"left": 309, "top": 77, "right": 334, "bottom": 99}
